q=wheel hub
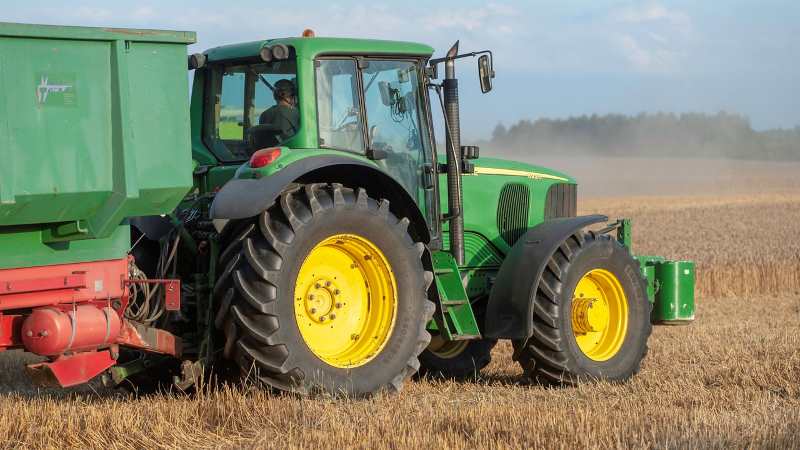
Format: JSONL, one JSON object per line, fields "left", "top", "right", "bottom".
{"left": 302, "top": 278, "right": 343, "bottom": 323}
{"left": 571, "top": 269, "right": 629, "bottom": 362}
{"left": 294, "top": 234, "right": 397, "bottom": 368}
{"left": 571, "top": 297, "right": 610, "bottom": 333}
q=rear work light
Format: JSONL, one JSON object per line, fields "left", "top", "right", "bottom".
{"left": 249, "top": 147, "right": 281, "bottom": 168}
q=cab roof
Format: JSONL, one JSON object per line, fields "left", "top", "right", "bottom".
{"left": 204, "top": 36, "right": 435, "bottom": 62}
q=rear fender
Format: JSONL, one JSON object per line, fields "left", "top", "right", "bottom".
{"left": 210, "top": 156, "right": 371, "bottom": 221}
{"left": 484, "top": 215, "right": 608, "bottom": 340}
{"left": 210, "top": 156, "right": 431, "bottom": 244}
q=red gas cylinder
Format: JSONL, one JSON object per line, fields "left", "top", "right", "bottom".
{"left": 21, "top": 305, "right": 121, "bottom": 356}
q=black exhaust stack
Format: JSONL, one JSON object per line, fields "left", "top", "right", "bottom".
{"left": 443, "top": 41, "right": 465, "bottom": 265}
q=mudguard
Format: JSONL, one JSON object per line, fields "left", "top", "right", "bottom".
{"left": 210, "top": 156, "right": 372, "bottom": 220}
{"left": 484, "top": 215, "right": 608, "bottom": 340}
{"left": 209, "top": 155, "right": 431, "bottom": 243}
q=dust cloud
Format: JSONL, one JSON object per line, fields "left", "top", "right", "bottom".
{"left": 489, "top": 154, "right": 800, "bottom": 197}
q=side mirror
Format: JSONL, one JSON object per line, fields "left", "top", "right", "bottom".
{"left": 478, "top": 54, "right": 494, "bottom": 93}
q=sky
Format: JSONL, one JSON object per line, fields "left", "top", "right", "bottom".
{"left": 2, "top": 0, "right": 798, "bottom": 140}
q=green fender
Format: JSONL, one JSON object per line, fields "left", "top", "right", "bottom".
{"left": 210, "top": 155, "right": 431, "bottom": 244}
{"left": 484, "top": 215, "right": 608, "bottom": 340}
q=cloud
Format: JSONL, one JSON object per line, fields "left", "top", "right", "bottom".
{"left": 614, "top": 3, "right": 690, "bottom": 29}
{"left": 67, "top": 6, "right": 114, "bottom": 23}
{"left": 647, "top": 31, "right": 668, "bottom": 45}
{"left": 132, "top": 6, "right": 156, "bottom": 20}
{"left": 607, "top": 3, "right": 692, "bottom": 73}
{"left": 615, "top": 33, "right": 682, "bottom": 72}
{"left": 617, "top": 34, "right": 651, "bottom": 69}
{"left": 422, "top": 3, "right": 518, "bottom": 33}
{"left": 3, "top": 1, "right": 688, "bottom": 74}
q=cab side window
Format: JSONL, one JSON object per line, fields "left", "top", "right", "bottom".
{"left": 206, "top": 60, "right": 299, "bottom": 161}
{"left": 217, "top": 71, "right": 245, "bottom": 141}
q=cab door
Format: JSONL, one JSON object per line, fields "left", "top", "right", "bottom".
{"left": 360, "top": 59, "right": 439, "bottom": 242}
{"left": 314, "top": 57, "right": 440, "bottom": 244}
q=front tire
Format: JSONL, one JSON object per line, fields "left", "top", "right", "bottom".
{"left": 514, "top": 231, "right": 651, "bottom": 385}
{"left": 215, "top": 183, "right": 435, "bottom": 396}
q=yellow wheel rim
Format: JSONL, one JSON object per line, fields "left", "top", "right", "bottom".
{"left": 571, "top": 269, "right": 628, "bottom": 361}
{"left": 294, "top": 234, "right": 398, "bottom": 368}
{"left": 427, "top": 335, "right": 469, "bottom": 359}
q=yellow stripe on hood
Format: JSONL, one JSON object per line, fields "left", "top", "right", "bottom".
{"left": 471, "top": 167, "right": 570, "bottom": 182}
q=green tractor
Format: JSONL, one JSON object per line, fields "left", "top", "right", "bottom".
{"left": 0, "top": 24, "right": 694, "bottom": 396}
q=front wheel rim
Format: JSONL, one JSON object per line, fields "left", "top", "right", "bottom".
{"left": 294, "top": 234, "right": 398, "bottom": 368}
{"left": 571, "top": 268, "right": 629, "bottom": 361}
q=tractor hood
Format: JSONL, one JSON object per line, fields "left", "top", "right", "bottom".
{"left": 450, "top": 155, "right": 578, "bottom": 260}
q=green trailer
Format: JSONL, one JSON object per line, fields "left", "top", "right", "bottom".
{"left": 0, "top": 23, "right": 194, "bottom": 268}
{"left": 0, "top": 23, "right": 693, "bottom": 394}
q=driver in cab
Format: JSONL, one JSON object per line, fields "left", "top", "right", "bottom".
{"left": 259, "top": 79, "right": 299, "bottom": 142}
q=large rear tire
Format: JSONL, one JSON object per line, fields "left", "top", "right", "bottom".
{"left": 214, "top": 183, "right": 434, "bottom": 396}
{"left": 513, "top": 231, "right": 651, "bottom": 385}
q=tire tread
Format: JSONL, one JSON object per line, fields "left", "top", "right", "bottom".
{"left": 217, "top": 183, "right": 434, "bottom": 395}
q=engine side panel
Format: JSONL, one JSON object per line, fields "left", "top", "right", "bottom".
{"left": 441, "top": 156, "right": 577, "bottom": 263}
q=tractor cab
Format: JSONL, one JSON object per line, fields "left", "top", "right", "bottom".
{"left": 192, "top": 36, "right": 441, "bottom": 162}
{"left": 192, "top": 34, "right": 494, "bottom": 261}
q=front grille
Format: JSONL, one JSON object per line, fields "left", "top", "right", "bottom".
{"left": 497, "top": 183, "right": 530, "bottom": 246}
{"left": 544, "top": 183, "right": 577, "bottom": 220}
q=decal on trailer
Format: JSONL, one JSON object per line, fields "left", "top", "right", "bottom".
{"left": 35, "top": 73, "right": 76, "bottom": 107}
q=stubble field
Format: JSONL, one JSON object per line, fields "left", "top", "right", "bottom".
{"left": 0, "top": 157, "right": 798, "bottom": 449}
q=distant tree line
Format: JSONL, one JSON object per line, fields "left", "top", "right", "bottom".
{"left": 486, "top": 112, "right": 800, "bottom": 160}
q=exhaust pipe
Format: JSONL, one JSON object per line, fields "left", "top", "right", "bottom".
{"left": 443, "top": 41, "right": 465, "bottom": 265}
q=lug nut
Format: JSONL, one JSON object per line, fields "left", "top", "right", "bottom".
{"left": 335, "top": 302, "right": 342, "bottom": 309}
{"left": 308, "top": 294, "right": 314, "bottom": 300}
{"left": 310, "top": 308, "right": 317, "bottom": 314}
{"left": 40, "top": 330, "right": 49, "bottom": 337}
{"left": 319, "top": 316, "right": 326, "bottom": 322}
{"left": 329, "top": 313, "right": 336, "bottom": 320}
{"left": 325, "top": 281, "right": 332, "bottom": 287}
{"left": 334, "top": 289, "right": 341, "bottom": 295}
{"left": 351, "top": 334, "right": 359, "bottom": 340}
{"left": 315, "top": 283, "right": 321, "bottom": 289}
{"left": 25, "top": 330, "right": 33, "bottom": 337}
{"left": 364, "top": 255, "right": 372, "bottom": 261}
